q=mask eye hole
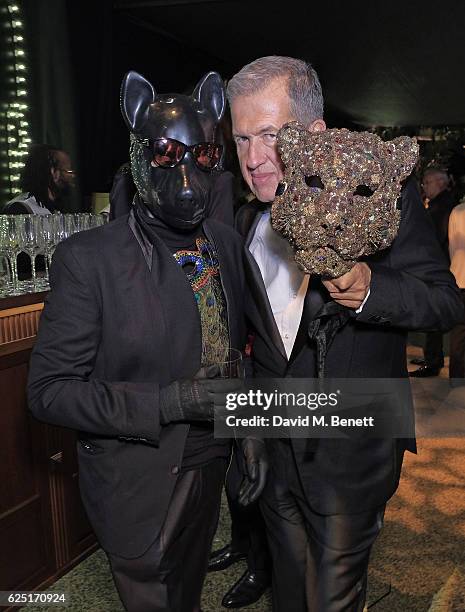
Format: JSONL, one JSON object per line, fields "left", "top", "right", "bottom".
{"left": 305, "top": 175, "right": 324, "bottom": 189}
{"left": 275, "top": 182, "right": 288, "bottom": 196}
{"left": 354, "top": 184, "right": 374, "bottom": 197}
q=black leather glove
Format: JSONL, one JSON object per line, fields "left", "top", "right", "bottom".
{"left": 159, "top": 375, "right": 244, "bottom": 425}
{"left": 238, "top": 437, "right": 269, "bottom": 506}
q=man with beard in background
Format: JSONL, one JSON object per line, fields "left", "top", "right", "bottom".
{"left": 4, "top": 144, "right": 75, "bottom": 214}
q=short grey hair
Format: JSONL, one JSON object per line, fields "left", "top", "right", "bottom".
{"left": 226, "top": 56, "right": 324, "bottom": 124}
{"left": 423, "top": 166, "right": 450, "bottom": 184}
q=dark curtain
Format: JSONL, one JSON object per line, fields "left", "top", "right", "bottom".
{"left": 66, "top": 0, "right": 114, "bottom": 207}
{"left": 109, "top": 11, "right": 235, "bottom": 187}
{"left": 22, "top": 0, "right": 81, "bottom": 211}
{"left": 22, "top": 0, "right": 116, "bottom": 211}
{"left": 21, "top": 1, "right": 234, "bottom": 209}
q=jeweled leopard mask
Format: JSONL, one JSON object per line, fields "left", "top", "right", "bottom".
{"left": 271, "top": 122, "right": 419, "bottom": 278}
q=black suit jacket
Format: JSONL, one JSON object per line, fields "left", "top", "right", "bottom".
{"left": 236, "top": 179, "right": 463, "bottom": 514}
{"left": 27, "top": 213, "right": 247, "bottom": 558}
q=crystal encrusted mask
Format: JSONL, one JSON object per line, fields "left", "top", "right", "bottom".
{"left": 271, "top": 122, "right": 419, "bottom": 278}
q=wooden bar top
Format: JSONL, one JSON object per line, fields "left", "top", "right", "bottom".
{"left": 0, "top": 290, "right": 48, "bottom": 312}
{"left": 0, "top": 291, "right": 48, "bottom": 351}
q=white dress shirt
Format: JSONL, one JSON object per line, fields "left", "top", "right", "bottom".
{"left": 249, "top": 211, "right": 370, "bottom": 359}
{"left": 249, "top": 212, "right": 309, "bottom": 358}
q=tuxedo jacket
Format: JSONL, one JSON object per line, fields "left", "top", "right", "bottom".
{"left": 27, "top": 213, "right": 247, "bottom": 558}
{"left": 236, "top": 179, "right": 463, "bottom": 515}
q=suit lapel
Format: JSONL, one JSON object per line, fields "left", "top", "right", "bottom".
{"left": 289, "top": 276, "right": 327, "bottom": 363}
{"left": 244, "top": 210, "right": 287, "bottom": 360}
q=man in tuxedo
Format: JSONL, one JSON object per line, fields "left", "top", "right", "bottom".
{"left": 226, "top": 55, "right": 463, "bottom": 612}
{"left": 27, "top": 70, "right": 264, "bottom": 612}
{"left": 410, "top": 167, "right": 456, "bottom": 377}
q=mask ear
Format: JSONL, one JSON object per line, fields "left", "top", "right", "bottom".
{"left": 120, "top": 71, "right": 157, "bottom": 132}
{"left": 277, "top": 121, "right": 308, "bottom": 166}
{"left": 192, "top": 71, "right": 225, "bottom": 122}
{"left": 385, "top": 136, "right": 419, "bottom": 180}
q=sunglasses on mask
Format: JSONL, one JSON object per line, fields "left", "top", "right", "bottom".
{"left": 137, "top": 137, "right": 223, "bottom": 171}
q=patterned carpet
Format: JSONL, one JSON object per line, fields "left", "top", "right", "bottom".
{"left": 23, "top": 345, "right": 465, "bottom": 612}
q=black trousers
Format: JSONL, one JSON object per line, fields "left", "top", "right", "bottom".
{"left": 260, "top": 440, "right": 385, "bottom": 612}
{"left": 107, "top": 458, "right": 227, "bottom": 612}
{"left": 424, "top": 331, "right": 444, "bottom": 369}
{"left": 225, "top": 445, "right": 271, "bottom": 573}
{"left": 449, "top": 289, "right": 465, "bottom": 381}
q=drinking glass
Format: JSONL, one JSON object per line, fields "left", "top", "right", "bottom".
{"left": 31, "top": 215, "right": 51, "bottom": 290}
{"left": 0, "top": 215, "right": 23, "bottom": 292}
{"left": 38, "top": 214, "right": 52, "bottom": 283}
{"left": 91, "top": 214, "right": 105, "bottom": 228}
{"left": 207, "top": 348, "right": 244, "bottom": 379}
{"left": 40, "top": 214, "right": 62, "bottom": 272}
{"left": 74, "top": 213, "right": 91, "bottom": 233}
{"left": 207, "top": 349, "right": 245, "bottom": 440}
{"left": 53, "top": 213, "right": 66, "bottom": 243}
{"left": 0, "top": 255, "right": 11, "bottom": 297}
{"left": 21, "top": 215, "right": 43, "bottom": 288}
{"left": 63, "top": 214, "right": 76, "bottom": 238}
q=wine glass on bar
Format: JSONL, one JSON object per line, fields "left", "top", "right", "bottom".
{"left": 0, "top": 215, "right": 23, "bottom": 294}
{"left": 0, "top": 254, "right": 11, "bottom": 297}
{"left": 91, "top": 214, "right": 105, "bottom": 228}
{"left": 21, "top": 215, "right": 43, "bottom": 289}
{"left": 63, "top": 214, "right": 76, "bottom": 239}
{"left": 48, "top": 214, "right": 65, "bottom": 267}
{"left": 38, "top": 214, "right": 53, "bottom": 286}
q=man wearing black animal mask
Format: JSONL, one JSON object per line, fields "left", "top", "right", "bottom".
{"left": 27, "top": 71, "right": 267, "bottom": 612}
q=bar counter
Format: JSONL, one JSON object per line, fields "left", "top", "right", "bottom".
{"left": 0, "top": 291, "right": 96, "bottom": 611}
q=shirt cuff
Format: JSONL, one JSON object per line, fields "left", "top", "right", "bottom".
{"left": 355, "top": 288, "right": 371, "bottom": 314}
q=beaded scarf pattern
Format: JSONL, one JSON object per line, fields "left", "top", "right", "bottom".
{"left": 173, "top": 237, "right": 229, "bottom": 366}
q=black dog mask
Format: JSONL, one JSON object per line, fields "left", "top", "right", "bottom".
{"left": 120, "top": 71, "right": 225, "bottom": 229}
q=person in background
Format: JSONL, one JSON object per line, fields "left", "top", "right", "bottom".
{"left": 226, "top": 55, "right": 462, "bottom": 612}
{"left": 448, "top": 199, "right": 465, "bottom": 384}
{"left": 3, "top": 144, "right": 75, "bottom": 214}
{"left": 410, "top": 167, "right": 456, "bottom": 377}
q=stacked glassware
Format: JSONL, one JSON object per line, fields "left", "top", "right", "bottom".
{"left": 0, "top": 213, "right": 107, "bottom": 297}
